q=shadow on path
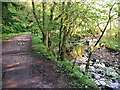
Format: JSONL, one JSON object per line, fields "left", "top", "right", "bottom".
{"left": 2, "top": 34, "right": 68, "bottom": 88}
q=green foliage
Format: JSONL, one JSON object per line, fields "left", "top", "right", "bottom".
{"left": 2, "top": 1, "right": 119, "bottom": 88}
{"left": 32, "top": 35, "right": 42, "bottom": 45}
{"left": 32, "top": 35, "right": 46, "bottom": 57}
{"left": 2, "top": 26, "right": 11, "bottom": 34}
{"left": 101, "top": 27, "right": 120, "bottom": 52}
{"left": 31, "top": 2, "right": 118, "bottom": 88}
{"left": 57, "top": 61, "right": 73, "bottom": 73}
{"left": 57, "top": 61, "right": 98, "bottom": 89}
{"left": 32, "top": 35, "right": 57, "bottom": 61}
{"left": 32, "top": 35, "right": 98, "bottom": 89}
{"left": 2, "top": 32, "right": 30, "bottom": 40}
{"left": 2, "top": 2, "right": 30, "bottom": 34}
{"left": 2, "top": 2, "right": 16, "bottom": 26}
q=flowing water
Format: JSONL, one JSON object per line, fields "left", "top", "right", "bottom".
{"left": 66, "top": 48, "right": 120, "bottom": 90}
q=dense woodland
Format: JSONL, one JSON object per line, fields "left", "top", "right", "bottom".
{"left": 2, "top": 0, "right": 120, "bottom": 89}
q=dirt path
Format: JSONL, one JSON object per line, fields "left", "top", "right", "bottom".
{"left": 2, "top": 34, "right": 68, "bottom": 88}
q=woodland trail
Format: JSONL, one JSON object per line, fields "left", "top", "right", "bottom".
{"left": 2, "top": 34, "right": 68, "bottom": 88}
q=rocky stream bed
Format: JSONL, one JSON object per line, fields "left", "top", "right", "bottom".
{"left": 91, "top": 48, "right": 120, "bottom": 90}
{"left": 67, "top": 48, "right": 120, "bottom": 90}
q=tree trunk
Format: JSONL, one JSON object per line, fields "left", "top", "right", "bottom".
{"left": 32, "top": 1, "right": 45, "bottom": 44}
{"left": 85, "top": 2, "right": 116, "bottom": 72}
{"left": 42, "top": 2, "right": 49, "bottom": 48}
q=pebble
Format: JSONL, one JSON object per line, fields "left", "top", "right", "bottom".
{"left": 106, "top": 83, "right": 120, "bottom": 90}
{"left": 90, "top": 66, "right": 95, "bottom": 71}
{"left": 79, "top": 64, "right": 86, "bottom": 71}
{"left": 96, "top": 59, "right": 100, "bottom": 62}
{"left": 94, "top": 74, "right": 101, "bottom": 79}
{"left": 97, "top": 79, "right": 106, "bottom": 86}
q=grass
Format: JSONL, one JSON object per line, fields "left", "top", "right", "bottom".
{"left": 100, "top": 27, "right": 120, "bottom": 52}
{"left": 57, "top": 61, "right": 98, "bottom": 89}
{"left": 32, "top": 35, "right": 98, "bottom": 89}
{"left": 32, "top": 35, "right": 51, "bottom": 59}
{"left": 2, "top": 32, "right": 31, "bottom": 40}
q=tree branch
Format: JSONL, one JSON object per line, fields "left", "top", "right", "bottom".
{"left": 94, "top": 1, "right": 116, "bottom": 47}
{"left": 85, "top": 1, "right": 117, "bottom": 72}
{"left": 32, "top": 0, "right": 42, "bottom": 30}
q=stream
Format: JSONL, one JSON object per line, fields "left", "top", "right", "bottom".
{"left": 66, "top": 48, "right": 120, "bottom": 90}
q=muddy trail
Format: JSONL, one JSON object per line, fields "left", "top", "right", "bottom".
{"left": 2, "top": 34, "right": 68, "bottom": 88}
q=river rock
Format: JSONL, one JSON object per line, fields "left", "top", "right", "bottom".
{"left": 94, "top": 74, "right": 101, "bottom": 79}
{"left": 90, "top": 66, "right": 95, "bottom": 71}
{"left": 79, "top": 64, "right": 86, "bottom": 71}
{"left": 106, "top": 83, "right": 120, "bottom": 90}
{"left": 94, "top": 63, "right": 105, "bottom": 68}
{"left": 105, "top": 67, "right": 119, "bottom": 78}
{"left": 96, "top": 59, "right": 100, "bottom": 62}
{"left": 105, "top": 62, "right": 110, "bottom": 67}
{"left": 98, "top": 79, "right": 106, "bottom": 86}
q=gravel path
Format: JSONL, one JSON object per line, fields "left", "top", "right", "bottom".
{"left": 2, "top": 34, "right": 68, "bottom": 88}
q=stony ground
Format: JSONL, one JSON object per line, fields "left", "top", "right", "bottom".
{"left": 2, "top": 34, "right": 68, "bottom": 88}
{"left": 93, "top": 47, "right": 120, "bottom": 72}
{"left": 91, "top": 47, "right": 120, "bottom": 90}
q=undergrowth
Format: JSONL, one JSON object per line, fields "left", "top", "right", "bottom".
{"left": 2, "top": 32, "right": 30, "bottom": 40}
{"left": 100, "top": 27, "right": 120, "bottom": 52}
{"left": 32, "top": 35, "right": 98, "bottom": 90}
